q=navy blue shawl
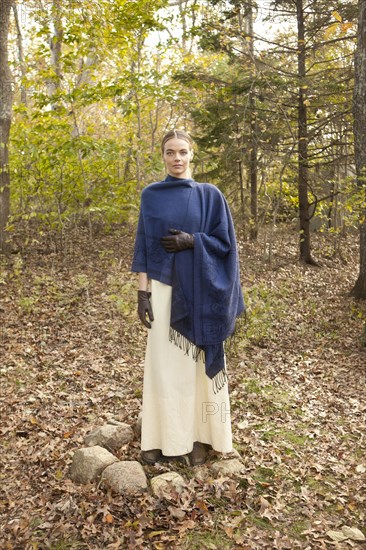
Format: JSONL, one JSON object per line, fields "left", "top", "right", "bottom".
{"left": 132, "top": 175, "right": 245, "bottom": 381}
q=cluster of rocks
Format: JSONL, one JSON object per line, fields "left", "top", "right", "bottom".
{"left": 70, "top": 418, "right": 244, "bottom": 496}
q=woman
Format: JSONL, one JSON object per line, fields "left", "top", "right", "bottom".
{"left": 131, "top": 130, "right": 244, "bottom": 466}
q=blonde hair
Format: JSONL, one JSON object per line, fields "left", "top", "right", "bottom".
{"left": 161, "top": 129, "right": 194, "bottom": 153}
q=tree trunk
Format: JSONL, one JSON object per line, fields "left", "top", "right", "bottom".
{"left": 48, "top": 0, "right": 63, "bottom": 106}
{"left": 233, "top": 92, "right": 245, "bottom": 234}
{"left": 296, "top": 0, "right": 316, "bottom": 264}
{"left": 0, "top": 0, "right": 13, "bottom": 254}
{"left": 13, "top": 3, "right": 27, "bottom": 105}
{"left": 134, "top": 34, "right": 146, "bottom": 191}
{"left": 248, "top": 4, "right": 258, "bottom": 241}
{"left": 249, "top": 108, "right": 258, "bottom": 239}
{"left": 351, "top": 0, "right": 366, "bottom": 298}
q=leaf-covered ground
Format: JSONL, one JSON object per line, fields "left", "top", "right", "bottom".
{"left": 1, "top": 225, "right": 365, "bottom": 549}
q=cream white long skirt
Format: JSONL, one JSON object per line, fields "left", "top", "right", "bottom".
{"left": 141, "top": 279, "right": 233, "bottom": 456}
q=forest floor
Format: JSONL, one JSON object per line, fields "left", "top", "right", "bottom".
{"left": 0, "top": 224, "right": 365, "bottom": 550}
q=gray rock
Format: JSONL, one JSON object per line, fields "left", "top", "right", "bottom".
{"left": 106, "top": 418, "right": 125, "bottom": 426}
{"left": 70, "top": 445, "right": 118, "bottom": 484}
{"left": 210, "top": 458, "right": 245, "bottom": 477}
{"left": 135, "top": 412, "right": 143, "bottom": 437}
{"left": 223, "top": 448, "right": 241, "bottom": 460}
{"left": 84, "top": 423, "right": 134, "bottom": 451}
{"left": 101, "top": 461, "right": 147, "bottom": 495}
{"left": 150, "top": 472, "right": 186, "bottom": 498}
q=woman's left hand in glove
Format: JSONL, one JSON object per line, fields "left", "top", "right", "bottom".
{"left": 161, "top": 229, "right": 194, "bottom": 252}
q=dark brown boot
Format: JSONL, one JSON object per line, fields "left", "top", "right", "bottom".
{"left": 141, "top": 449, "right": 162, "bottom": 464}
{"left": 188, "top": 442, "right": 208, "bottom": 466}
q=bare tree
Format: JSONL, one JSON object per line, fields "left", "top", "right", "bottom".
{"left": 0, "top": 0, "right": 14, "bottom": 253}
{"left": 296, "top": 0, "right": 316, "bottom": 264}
{"left": 351, "top": 0, "right": 366, "bottom": 298}
{"left": 247, "top": 4, "right": 258, "bottom": 241}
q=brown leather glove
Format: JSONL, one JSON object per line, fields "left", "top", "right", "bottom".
{"left": 138, "top": 290, "right": 154, "bottom": 328}
{"left": 161, "top": 228, "right": 194, "bottom": 253}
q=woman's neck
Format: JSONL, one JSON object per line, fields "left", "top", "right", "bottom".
{"left": 167, "top": 171, "right": 192, "bottom": 180}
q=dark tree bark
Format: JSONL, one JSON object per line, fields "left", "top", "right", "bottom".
{"left": 296, "top": 0, "right": 316, "bottom": 264}
{"left": 0, "top": 0, "right": 14, "bottom": 254}
{"left": 248, "top": 4, "right": 258, "bottom": 241}
{"left": 351, "top": 0, "right": 366, "bottom": 298}
{"left": 249, "top": 102, "right": 258, "bottom": 240}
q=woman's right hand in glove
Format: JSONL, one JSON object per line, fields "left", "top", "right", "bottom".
{"left": 138, "top": 290, "right": 154, "bottom": 328}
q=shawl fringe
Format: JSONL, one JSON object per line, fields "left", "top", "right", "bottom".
{"left": 169, "top": 327, "right": 227, "bottom": 394}
{"left": 169, "top": 327, "right": 204, "bottom": 362}
{"left": 212, "top": 368, "right": 228, "bottom": 394}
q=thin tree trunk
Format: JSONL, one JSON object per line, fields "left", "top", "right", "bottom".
{"left": 297, "top": 0, "right": 316, "bottom": 264}
{"left": 351, "top": 0, "right": 366, "bottom": 298}
{"left": 249, "top": 112, "right": 258, "bottom": 240}
{"left": 150, "top": 58, "right": 162, "bottom": 154}
{"left": 12, "top": 3, "right": 27, "bottom": 105}
{"left": 134, "top": 34, "right": 145, "bottom": 191}
{"left": 234, "top": 94, "right": 245, "bottom": 233}
{"left": 0, "top": 0, "right": 14, "bottom": 254}
{"left": 123, "top": 138, "right": 133, "bottom": 181}
{"left": 71, "top": 110, "right": 93, "bottom": 240}
{"left": 178, "top": 0, "right": 187, "bottom": 52}
{"left": 248, "top": 5, "right": 258, "bottom": 241}
{"left": 48, "top": 0, "right": 63, "bottom": 106}
{"left": 238, "top": 158, "right": 245, "bottom": 230}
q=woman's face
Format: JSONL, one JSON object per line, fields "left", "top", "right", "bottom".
{"left": 163, "top": 138, "right": 193, "bottom": 179}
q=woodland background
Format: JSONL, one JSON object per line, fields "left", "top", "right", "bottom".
{"left": 1, "top": 0, "right": 366, "bottom": 549}
{"left": 0, "top": 0, "right": 364, "bottom": 266}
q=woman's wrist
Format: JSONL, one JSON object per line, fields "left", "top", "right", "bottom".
{"left": 138, "top": 272, "right": 149, "bottom": 291}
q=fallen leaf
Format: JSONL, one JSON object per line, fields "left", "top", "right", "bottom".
{"left": 326, "top": 530, "right": 348, "bottom": 542}
{"left": 237, "top": 420, "right": 249, "bottom": 429}
{"left": 148, "top": 530, "right": 167, "bottom": 538}
{"left": 103, "top": 513, "right": 114, "bottom": 524}
{"left": 168, "top": 506, "right": 186, "bottom": 521}
{"left": 195, "top": 500, "right": 209, "bottom": 514}
{"left": 341, "top": 526, "right": 365, "bottom": 541}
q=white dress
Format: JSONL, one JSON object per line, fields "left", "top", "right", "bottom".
{"left": 141, "top": 279, "right": 233, "bottom": 456}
